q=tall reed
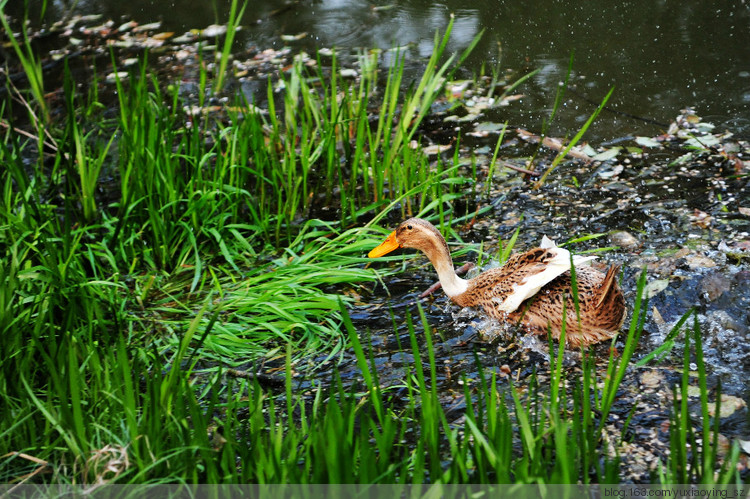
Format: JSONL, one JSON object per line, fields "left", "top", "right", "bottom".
{"left": 0, "top": 6, "right": 49, "bottom": 124}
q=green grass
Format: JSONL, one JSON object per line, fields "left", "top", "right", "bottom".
{"left": 0, "top": 13, "right": 480, "bottom": 483}
{"left": 0, "top": 3, "right": 49, "bottom": 124}
{"left": 212, "top": 0, "right": 247, "bottom": 94}
{"left": 0, "top": 6, "right": 745, "bottom": 486}
{"left": 0, "top": 269, "right": 743, "bottom": 483}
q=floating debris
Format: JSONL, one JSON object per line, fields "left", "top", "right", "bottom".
{"left": 281, "top": 32, "right": 308, "bottom": 41}
{"left": 201, "top": 24, "right": 228, "bottom": 38}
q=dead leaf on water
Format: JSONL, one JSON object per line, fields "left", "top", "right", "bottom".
{"left": 422, "top": 144, "right": 453, "bottom": 156}
{"left": 644, "top": 279, "right": 670, "bottom": 299}
{"left": 691, "top": 209, "right": 712, "bottom": 228}
{"left": 635, "top": 136, "right": 661, "bottom": 148}
{"left": 516, "top": 129, "right": 591, "bottom": 161}
{"left": 499, "top": 94, "right": 524, "bottom": 104}
{"left": 141, "top": 37, "right": 166, "bottom": 48}
{"left": 172, "top": 32, "right": 197, "bottom": 44}
{"left": 202, "top": 25, "right": 228, "bottom": 37}
{"left": 281, "top": 32, "right": 308, "bottom": 41}
{"left": 117, "top": 21, "right": 138, "bottom": 32}
{"left": 152, "top": 32, "right": 175, "bottom": 41}
{"left": 597, "top": 164, "right": 624, "bottom": 178}
{"left": 685, "top": 389, "right": 746, "bottom": 418}
{"left": 473, "top": 122, "right": 507, "bottom": 133}
{"left": 685, "top": 134, "right": 720, "bottom": 148}
{"left": 133, "top": 22, "right": 162, "bottom": 33}
{"left": 107, "top": 38, "right": 135, "bottom": 48}
{"left": 444, "top": 112, "right": 481, "bottom": 123}
{"left": 591, "top": 147, "right": 621, "bottom": 162}
{"left": 447, "top": 80, "right": 472, "bottom": 98}
{"left": 684, "top": 253, "right": 716, "bottom": 269}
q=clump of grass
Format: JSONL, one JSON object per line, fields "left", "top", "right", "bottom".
{"left": 256, "top": 18, "right": 480, "bottom": 228}
{"left": 147, "top": 220, "right": 385, "bottom": 365}
{"left": 660, "top": 315, "right": 741, "bottom": 483}
{"left": 0, "top": 11, "right": 488, "bottom": 482}
{"left": 63, "top": 64, "right": 115, "bottom": 222}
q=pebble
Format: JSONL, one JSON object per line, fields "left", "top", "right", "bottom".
{"left": 609, "top": 230, "right": 640, "bottom": 250}
{"left": 700, "top": 273, "right": 732, "bottom": 301}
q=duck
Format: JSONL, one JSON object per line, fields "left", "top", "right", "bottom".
{"left": 368, "top": 218, "right": 626, "bottom": 347}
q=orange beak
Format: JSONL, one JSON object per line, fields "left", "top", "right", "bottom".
{"left": 368, "top": 231, "right": 400, "bottom": 258}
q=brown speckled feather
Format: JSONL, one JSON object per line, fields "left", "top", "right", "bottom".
{"left": 456, "top": 261, "right": 625, "bottom": 347}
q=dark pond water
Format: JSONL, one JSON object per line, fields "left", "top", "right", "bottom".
{"left": 10, "top": 0, "right": 750, "bottom": 143}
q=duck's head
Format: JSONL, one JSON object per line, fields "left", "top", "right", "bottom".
{"left": 368, "top": 218, "right": 450, "bottom": 259}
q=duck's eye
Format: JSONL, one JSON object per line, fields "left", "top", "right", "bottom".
{"left": 407, "top": 225, "right": 413, "bottom": 230}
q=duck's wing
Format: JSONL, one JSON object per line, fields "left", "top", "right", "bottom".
{"left": 492, "top": 246, "right": 597, "bottom": 313}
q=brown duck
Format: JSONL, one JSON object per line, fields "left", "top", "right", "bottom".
{"left": 368, "top": 218, "right": 626, "bottom": 347}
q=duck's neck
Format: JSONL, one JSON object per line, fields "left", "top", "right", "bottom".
{"left": 420, "top": 236, "right": 469, "bottom": 298}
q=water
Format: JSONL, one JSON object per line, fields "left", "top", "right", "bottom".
{"left": 9, "top": 0, "right": 750, "bottom": 142}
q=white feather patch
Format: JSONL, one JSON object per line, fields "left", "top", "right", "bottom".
{"left": 433, "top": 258, "right": 469, "bottom": 298}
{"left": 540, "top": 235, "right": 556, "bottom": 249}
{"left": 492, "top": 245, "right": 597, "bottom": 313}
{"left": 441, "top": 274, "right": 469, "bottom": 297}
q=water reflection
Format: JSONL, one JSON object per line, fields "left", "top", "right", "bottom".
{"left": 8, "top": 0, "right": 750, "bottom": 140}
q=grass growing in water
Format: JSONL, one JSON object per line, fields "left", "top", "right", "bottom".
{"left": 0, "top": 3, "right": 49, "bottom": 124}
{"left": 3, "top": 286, "right": 740, "bottom": 483}
{"left": 530, "top": 53, "right": 614, "bottom": 189}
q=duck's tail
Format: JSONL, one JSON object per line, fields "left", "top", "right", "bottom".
{"left": 595, "top": 265, "right": 621, "bottom": 309}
